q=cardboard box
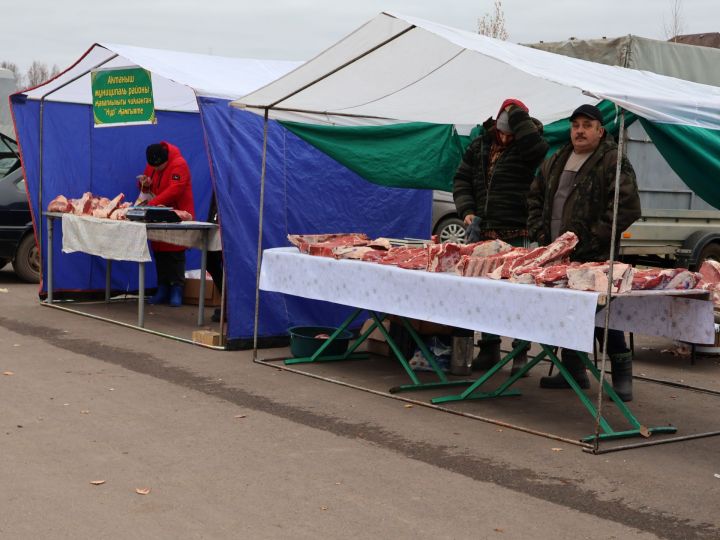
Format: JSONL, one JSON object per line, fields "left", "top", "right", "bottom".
{"left": 360, "top": 318, "right": 391, "bottom": 341}
{"left": 192, "top": 330, "right": 223, "bottom": 346}
{"left": 387, "top": 315, "right": 453, "bottom": 336}
{"left": 183, "top": 278, "right": 221, "bottom": 307}
{"left": 367, "top": 339, "right": 391, "bottom": 357}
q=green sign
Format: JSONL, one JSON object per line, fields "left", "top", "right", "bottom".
{"left": 91, "top": 67, "right": 156, "bottom": 127}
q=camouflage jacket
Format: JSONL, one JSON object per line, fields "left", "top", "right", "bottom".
{"left": 452, "top": 105, "right": 548, "bottom": 231}
{"left": 527, "top": 134, "right": 641, "bottom": 262}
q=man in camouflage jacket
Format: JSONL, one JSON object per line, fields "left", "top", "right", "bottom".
{"left": 527, "top": 103, "right": 640, "bottom": 401}
{"left": 453, "top": 98, "right": 548, "bottom": 375}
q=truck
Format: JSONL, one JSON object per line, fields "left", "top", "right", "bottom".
{"left": 432, "top": 35, "right": 720, "bottom": 270}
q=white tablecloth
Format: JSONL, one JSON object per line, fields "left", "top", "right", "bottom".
{"left": 260, "top": 247, "right": 600, "bottom": 352}
{"left": 62, "top": 214, "right": 151, "bottom": 262}
{"left": 260, "top": 248, "right": 715, "bottom": 351}
{"left": 61, "top": 215, "right": 221, "bottom": 263}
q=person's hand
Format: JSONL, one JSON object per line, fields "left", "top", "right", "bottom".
{"left": 463, "top": 214, "right": 475, "bottom": 226}
{"left": 136, "top": 175, "right": 152, "bottom": 190}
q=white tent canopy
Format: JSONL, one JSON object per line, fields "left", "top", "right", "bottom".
{"left": 21, "top": 43, "right": 301, "bottom": 112}
{"left": 231, "top": 12, "right": 720, "bottom": 129}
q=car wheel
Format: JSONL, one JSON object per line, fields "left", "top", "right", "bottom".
{"left": 435, "top": 217, "right": 467, "bottom": 244}
{"left": 12, "top": 234, "right": 40, "bottom": 283}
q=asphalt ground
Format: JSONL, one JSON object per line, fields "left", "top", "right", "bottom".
{"left": 1, "top": 264, "right": 719, "bottom": 539}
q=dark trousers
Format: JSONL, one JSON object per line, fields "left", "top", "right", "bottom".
{"left": 594, "top": 328, "right": 628, "bottom": 356}
{"left": 154, "top": 251, "right": 186, "bottom": 286}
{"left": 206, "top": 250, "right": 224, "bottom": 294}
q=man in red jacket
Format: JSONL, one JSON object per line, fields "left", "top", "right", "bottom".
{"left": 140, "top": 142, "right": 195, "bottom": 307}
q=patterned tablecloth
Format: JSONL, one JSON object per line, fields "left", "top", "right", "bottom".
{"left": 260, "top": 247, "right": 715, "bottom": 352}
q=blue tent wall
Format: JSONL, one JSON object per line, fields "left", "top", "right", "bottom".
{"left": 11, "top": 98, "right": 213, "bottom": 293}
{"left": 198, "top": 97, "right": 432, "bottom": 342}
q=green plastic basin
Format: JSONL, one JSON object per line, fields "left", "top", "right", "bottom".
{"left": 288, "top": 326, "right": 353, "bottom": 358}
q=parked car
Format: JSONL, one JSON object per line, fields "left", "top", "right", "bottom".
{"left": 431, "top": 190, "right": 466, "bottom": 244}
{"left": 0, "top": 133, "right": 40, "bottom": 282}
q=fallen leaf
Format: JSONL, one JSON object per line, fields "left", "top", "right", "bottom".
{"left": 3, "top": 371, "right": 14, "bottom": 376}
{"left": 403, "top": 404, "right": 413, "bottom": 409}
{"left": 320, "top": 506, "right": 328, "bottom": 511}
{"left": 551, "top": 447, "right": 563, "bottom": 452}
{"left": 494, "top": 528, "right": 504, "bottom": 533}
{"left": 13, "top": 344, "right": 20, "bottom": 347}
{"left": 335, "top": 482, "right": 342, "bottom": 485}
{"left": 81, "top": 410, "right": 90, "bottom": 414}
{"left": 234, "top": 414, "right": 246, "bottom": 419}
{"left": 496, "top": 429, "right": 503, "bottom": 432}
{"left": 714, "top": 473, "right": 720, "bottom": 479}
{"left": 135, "top": 488, "right": 151, "bottom": 495}
{"left": 0, "top": 288, "right": 8, "bottom": 293}
{"left": 670, "top": 395, "right": 677, "bottom": 399}
{"left": 90, "top": 480, "right": 106, "bottom": 485}
{"left": 639, "top": 426, "right": 651, "bottom": 438}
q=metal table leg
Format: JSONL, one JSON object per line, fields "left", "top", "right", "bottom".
{"left": 46, "top": 215, "right": 53, "bottom": 303}
{"left": 138, "top": 262, "right": 145, "bottom": 328}
{"left": 105, "top": 260, "right": 112, "bottom": 302}
{"left": 198, "top": 231, "right": 208, "bottom": 326}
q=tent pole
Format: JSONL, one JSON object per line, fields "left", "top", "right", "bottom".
{"left": 266, "top": 26, "right": 415, "bottom": 109}
{"left": 35, "top": 53, "right": 118, "bottom": 288}
{"left": 253, "top": 109, "right": 270, "bottom": 359}
{"left": 592, "top": 109, "right": 626, "bottom": 453}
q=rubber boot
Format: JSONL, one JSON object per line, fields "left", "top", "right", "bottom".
{"left": 510, "top": 349, "right": 529, "bottom": 378}
{"left": 472, "top": 339, "right": 501, "bottom": 370}
{"left": 169, "top": 284, "right": 184, "bottom": 308}
{"left": 610, "top": 351, "right": 633, "bottom": 402}
{"left": 148, "top": 284, "right": 170, "bottom": 305}
{"left": 540, "top": 350, "right": 590, "bottom": 389}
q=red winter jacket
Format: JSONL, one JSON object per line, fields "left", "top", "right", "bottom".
{"left": 143, "top": 141, "right": 195, "bottom": 252}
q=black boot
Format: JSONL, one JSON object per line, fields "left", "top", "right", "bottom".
{"left": 610, "top": 351, "right": 633, "bottom": 402}
{"left": 510, "top": 350, "right": 529, "bottom": 378}
{"left": 540, "top": 350, "right": 590, "bottom": 389}
{"left": 473, "top": 339, "right": 500, "bottom": 370}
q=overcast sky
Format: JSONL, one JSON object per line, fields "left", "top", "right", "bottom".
{"left": 2, "top": 0, "right": 718, "bottom": 74}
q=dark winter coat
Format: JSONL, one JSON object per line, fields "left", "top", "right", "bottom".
{"left": 527, "top": 133, "right": 641, "bottom": 262}
{"left": 452, "top": 104, "right": 549, "bottom": 232}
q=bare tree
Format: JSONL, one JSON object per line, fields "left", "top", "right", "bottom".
{"left": 478, "top": 0, "right": 509, "bottom": 40}
{"left": 0, "top": 61, "right": 24, "bottom": 87}
{"left": 663, "top": 0, "right": 685, "bottom": 41}
{"left": 26, "top": 61, "right": 51, "bottom": 87}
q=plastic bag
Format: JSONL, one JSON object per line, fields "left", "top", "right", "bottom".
{"left": 408, "top": 336, "right": 451, "bottom": 372}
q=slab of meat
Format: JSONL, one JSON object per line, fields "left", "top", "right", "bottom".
{"left": 71, "top": 192, "right": 94, "bottom": 215}
{"left": 427, "top": 242, "right": 464, "bottom": 272}
{"left": 665, "top": 270, "right": 702, "bottom": 290}
{"left": 47, "top": 195, "right": 74, "bottom": 213}
{"left": 534, "top": 262, "right": 586, "bottom": 287}
{"left": 567, "top": 262, "right": 633, "bottom": 293}
{"left": 506, "top": 232, "right": 579, "bottom": 278}
{"left": 376, "top": 247, "right": 428, "bottom": 270}
{"left": 367, "top": 237, "right": 392, "bottom": 251}
{"left": 631, "top": 268, "right": 680, "bottom": 290}
{"left": 699, "top": 260, "right": 720, "bottom": 285}
{"left": 458, "top": 248, "right": 527, "bottom": 278}
{"left": 92, "top": 193, "right": 125, "bottom": 219}
{"left": 332, "top": 246, "right": 377, "bottom": 260}
{"left": 287, "top": 233, "right": 370, "bottom": 254}
{"left": 461, "top": 239, "right": 512, "bottom": 258}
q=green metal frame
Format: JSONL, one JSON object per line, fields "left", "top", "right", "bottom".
{"left": 432, "top": 340, "right": 677, "bottom": 442}
{"left": 284, "top": 309, "right": 473, "bottom": 393}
